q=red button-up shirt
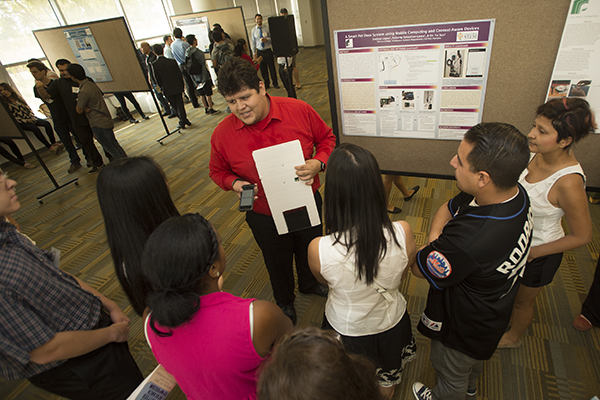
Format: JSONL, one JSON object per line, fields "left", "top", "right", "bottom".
{"left": 210, "top": 95, "right": 336, "bottom": 216}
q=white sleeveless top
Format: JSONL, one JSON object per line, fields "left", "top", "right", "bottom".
{"left": 519, "top": 159, "right": 585, "bottom": 248}
{"left": 319, "top": 222, "right": 408, "bottom": 336}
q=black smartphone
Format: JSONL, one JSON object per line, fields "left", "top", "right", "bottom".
{"left": 239, "top": 184, "right": 255, "bottom": 211}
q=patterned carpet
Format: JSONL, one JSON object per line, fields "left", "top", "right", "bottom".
{"left": 1, "top": 46, "right": 599, "bottom": 400}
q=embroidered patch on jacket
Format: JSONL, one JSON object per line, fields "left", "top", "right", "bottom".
{"left": 421, "top": 312, "right": 442, "bottom": 331}
{"left": 426, "top": 250, "right": 452, "bottom": 278}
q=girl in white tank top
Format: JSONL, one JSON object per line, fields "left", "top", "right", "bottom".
{"left": 499, "top": 98, "right": 595, "bottom": 348}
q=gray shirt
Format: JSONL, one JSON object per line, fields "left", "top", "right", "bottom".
{"left": 77, "top": 80, "right": 114, "bottom": 129}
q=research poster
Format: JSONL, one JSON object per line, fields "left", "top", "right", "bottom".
{"left": 174, "top": 16, "right": 211, "bottom": 53}
{"left": 64, "top": 27, "right": 113, "bottom": 82}
{"left": 546, "top": 0, "right": 600, "bottom": 128}
{"left": 335, "top": 19, "right": 495, "bottom": 140}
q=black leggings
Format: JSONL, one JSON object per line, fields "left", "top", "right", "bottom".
{"left": 19, "top": 119, "right": 56, "bottom": 148}
{"left": 0, "top": 138, "right": 26, "bottom": 166}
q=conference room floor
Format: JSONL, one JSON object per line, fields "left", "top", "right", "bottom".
{"left": 1, "top": 46, "right": 599, "bottom": 400}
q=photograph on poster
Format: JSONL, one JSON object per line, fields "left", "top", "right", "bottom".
{"left": 569, "top": 80, "right": 591, "bottom": 97}
{"left": 548, "top": 80, "right": 571, "bottom": 97}
{"left": 444, "top": 49, "right": 464, "bottom": 77}
{"left": 465, "top": 48, "right": 486, "bottom": 77}
{"left": 335, "top": 19, "right": 494, "bottom": 140}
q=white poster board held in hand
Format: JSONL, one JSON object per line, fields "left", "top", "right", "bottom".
{"left": 252, "top": 140, "right": 320, "bottom": 235}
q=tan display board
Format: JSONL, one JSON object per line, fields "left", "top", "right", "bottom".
{"left": 33, "top": 17, "right": 149, "bottom": 93}
{"left": 170, "top": 7, "right": 249, "bottom": 52}
{"left": 323, "top": 0, "right": 600, "bottom": 189}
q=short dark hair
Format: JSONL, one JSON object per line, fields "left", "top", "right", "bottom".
{"left": 212, "top": 23, "right": 222, "bottom": 29}
{"left": 212, "top": 30, "right": 223, "bottom": 42}
{"left": 217, "top": 57, "right": 260, "bottom": 97}
{"left": 255, "top": 13, "right": 262, "bottom": 19}
{"left": 153, "top": 43, "right": 164, "bottom": 55}
{"left": 162, "top": 35, "right": 171, "bottom": 43}
{"left": 185, "top": 34, "right": 196, "bottom": 46}
{"left": 55, "top": 58, "right": 71, "bottom": 68}
{"left": 536, "top": 98, "right": 596, "bottom": 150}
{"left": 234, "top": 38, "right": 246, "bottom": 56}
{"left": 66, "top": 63, "right": 86, "bottom": 80}
{"left": 258, "top": 327, "right": 383, "bottom": 400}
{"left": 324, "top": 143, "right": 399, "bottom": 284}
{"left": 144, "top": 213, "right": 220, "bottom": 337}
{"left": 173, "top": 27, "right": 183, "bottom": 38}
{"left": 463, "top": 122, "right": 529, "bottom": 191}
{"left": 97, "top": 156, "right": 180, "bottom": 315}
{"left": 26, "top": 61, "right": 48, "bottom": 72}
{"left": 280, "top": 8, "right": 288, "bottom": 14}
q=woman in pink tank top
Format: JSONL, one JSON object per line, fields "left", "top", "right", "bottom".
{"left": 143, "top": 214, "right": 292, "bottom": 399}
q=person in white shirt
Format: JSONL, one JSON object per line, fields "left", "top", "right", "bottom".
{"left": 250, "top": 14, "right": 279, "bottom": 89}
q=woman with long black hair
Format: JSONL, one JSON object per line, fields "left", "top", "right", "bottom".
{"left": 96, "top": 156, "right": 180, "bottom": 316}
{"left": 308, "top": 143, "right": 417, "bottom": 399}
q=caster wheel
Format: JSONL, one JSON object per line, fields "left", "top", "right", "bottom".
{"left": 38, "top": 200, "right": 43, "bottom": 204}
{"left": 158, "top": 141, "right": 163, "bottom": 145}
{"left": 75, "top": 181, "right": 79, "bottom": 186}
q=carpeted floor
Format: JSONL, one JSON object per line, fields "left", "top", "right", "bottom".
{"left": 1, "top": 46, "right": 599, "bottom": 400}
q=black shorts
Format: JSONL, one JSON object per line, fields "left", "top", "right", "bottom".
{"left": 521, "top": 253, "right": 563, "bottom": 287}
{"left": 196, "top": 79, "right": 213, "bottom": 96}
{"left": 322, "top": 311, "right": 417, "bottom": 387}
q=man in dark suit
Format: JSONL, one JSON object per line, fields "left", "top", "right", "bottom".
{"left": 150, "top": 44, "right": 191, "bottom": 130}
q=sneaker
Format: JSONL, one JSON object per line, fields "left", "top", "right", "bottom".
{"left": 88, "top": 164, "right": 104, "bottom": 174}
{"left": 467, "top": 387, "right": 477, "bottom": 396}
{"left": 412, "top": 382, "right": 432, "bottom": 400}
{"left": 208, "top": 108, "right": 220, "bottom": 115}
{"left": 67, "top": 163, "right": 82, "bottom": 173}
{"left": 205, "top": 108, "right": 210, "bottom": 115}
{"left": 129, "top": 118, "right": 139, "bottom": 124}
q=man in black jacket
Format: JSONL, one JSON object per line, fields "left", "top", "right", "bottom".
{"left": 150, "top": 44, "right": 191, "bottom": 130}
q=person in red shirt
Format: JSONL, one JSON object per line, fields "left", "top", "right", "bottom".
{"left": 209, "top": 58, "right": 336, "bottom": 324}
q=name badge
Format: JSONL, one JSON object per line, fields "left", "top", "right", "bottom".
{"left": 72, "top": 86, "right": 79, "bottom": 94}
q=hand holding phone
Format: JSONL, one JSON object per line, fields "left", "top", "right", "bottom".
{"left": 239, "top": 184, "right": 255, "bottom": 211}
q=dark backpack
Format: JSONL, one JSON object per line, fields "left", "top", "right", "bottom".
{"left": 185, "top": 52, "right": 203, "bottom": 75}
{"left": 214, "top": 44, "right": 237, "bottom": 72}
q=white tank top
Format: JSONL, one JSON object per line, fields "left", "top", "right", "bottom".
{"left": 519, "top": 160, "right": 585, "bottom": 247}
{"left": 319, "top": 222, "right": 408, "bottom": 336}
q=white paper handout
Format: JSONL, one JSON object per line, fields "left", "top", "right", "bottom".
{"left": 252, "top": 140, "right": 321, "bottom": 235}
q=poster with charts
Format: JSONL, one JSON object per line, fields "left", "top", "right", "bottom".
{"left": 335, "top": 19, "right": 495, "bottom": 140}
{"left": 545, "top": 0, "right": 600, "bottom": 131}
{"left": 64, "top": 27, "right": 113, "bottom": 82}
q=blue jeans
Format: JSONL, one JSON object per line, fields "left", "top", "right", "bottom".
{"left": 91, "top": 127, "right": 127, "bottom": 160}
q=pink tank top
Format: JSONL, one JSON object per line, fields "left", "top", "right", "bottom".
{"left": 146, "top": 292, "right": 264, "bottom": 400}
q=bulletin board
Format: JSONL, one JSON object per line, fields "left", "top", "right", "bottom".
{"left": 323, "top": 0, "right": 600, "bottom": 189}
{"left": 170, "top": 6, "right": 249, "bottom": 53}
{"left": 33, "top": 17, "right": 150, "bottom": 93}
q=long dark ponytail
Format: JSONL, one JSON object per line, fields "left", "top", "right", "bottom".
{"left": 143, "top": 213, "right": 220, "bottom": 337}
